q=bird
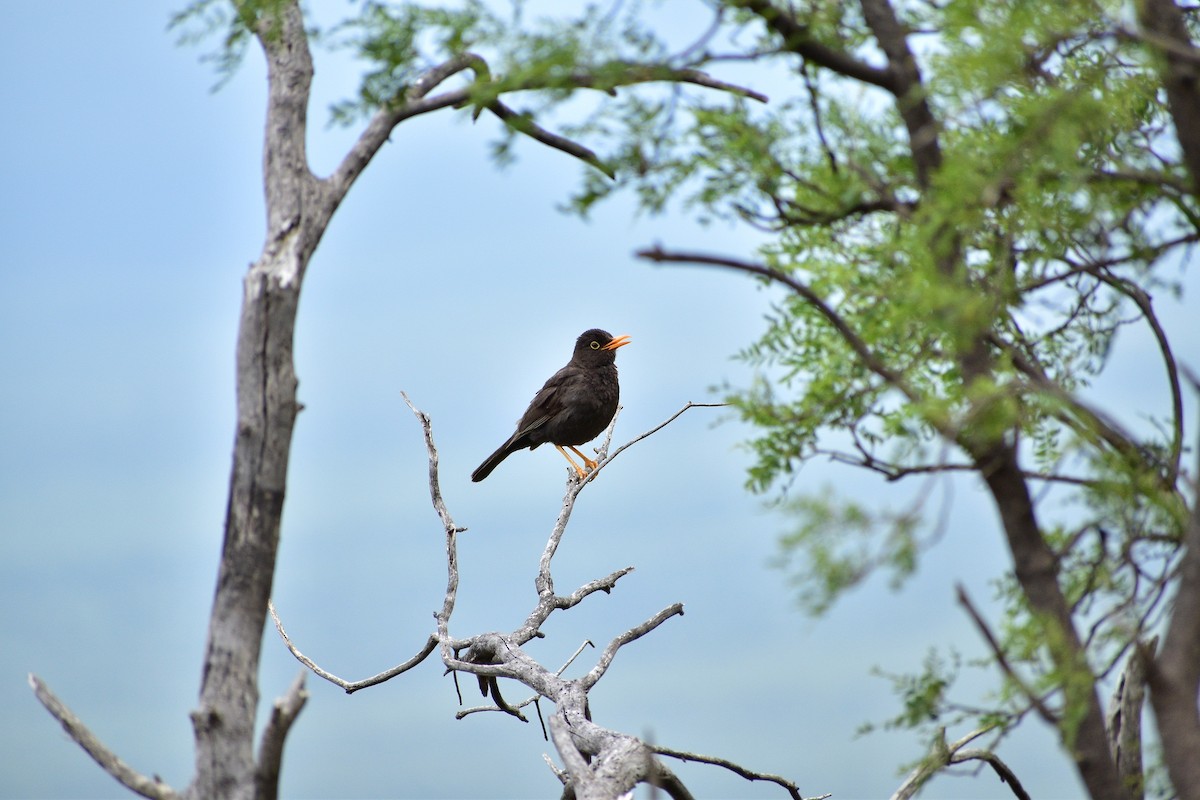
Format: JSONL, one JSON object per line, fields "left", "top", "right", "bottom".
{"left": 471, "top": 328, "right": 631, "bottom": 482}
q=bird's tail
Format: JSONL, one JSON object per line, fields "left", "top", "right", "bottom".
{"left": 471, "top": 440, "right": 518, "bottom": 482}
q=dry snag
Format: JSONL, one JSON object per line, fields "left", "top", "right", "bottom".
{"left": 269, "top": 396, "right": 815, "bottom": 800}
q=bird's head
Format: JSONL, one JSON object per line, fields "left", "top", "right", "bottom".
{"left": 574, "top": 329, "right": 631, "bottom": 364}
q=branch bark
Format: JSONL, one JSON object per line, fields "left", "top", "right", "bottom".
{"left": 28, "top": 675, "right": 178, "bottom": 800}
{"left": 1138, "top": 0, "right": 1200, "bottom": 193}
{"left": 1147, "top": 419, "right": 1200, "bottom": 799}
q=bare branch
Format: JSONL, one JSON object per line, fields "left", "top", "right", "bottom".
{"left": 728, "top": 0, "right": 894, "bottom": 90}
{"left": 268, "top": 601, "right": 438, "bottom": 693}
{"left": 581, "top": 603, "right": 685, "bottom": 689}
{"left": 28, "top": 674, "right": 178, "bottom": 800}
{"left": 456, "top": 641, "right": 596, "bottom": 720}
{"left": 256, "top": 670, "right": 308, "bottom": 800}
{"left": 548, "top": 712, "right": 592, "bottom": 786}
{"left": 637, "top": 248, "right": 916, "bottom": 397}
{"left": 400, "top": 392, "right": 467, "bottom": 662}
{"left": 534, "top": 401, "right": 721, "bottom": 599}
{"left": 653, "top": 744, "right": 822, "bottom": 800}
{"left": 486, "top": 100, "right": 615, "bottom": 178}
{"left": 597, "top": 401, "right": 728, "bottom": 471}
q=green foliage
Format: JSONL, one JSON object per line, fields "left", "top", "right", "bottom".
{"left": 170, "top": 0, "right": 277, "bottom": 87}
{"left": 173, "top": 0, "right": 1197, "bottom": 788}
{"left": 326, "top": 1, "right": 500, "bottom": 124}
{"left": 549, "top": 0, "right": 1196, "bottom": 784}
{"left": 868, "top": 650, "right": 962, "bottom": 735}
{"left": 773, "top": 487, "right": 925, "bottom": 614}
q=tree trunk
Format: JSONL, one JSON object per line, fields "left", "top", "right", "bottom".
{"left": 187, "top": 3, "right": 316, "bottom": 797}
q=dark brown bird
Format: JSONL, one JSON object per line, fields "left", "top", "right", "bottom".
{"left": 471, "top": 329, "right": 631, "bottom": 482}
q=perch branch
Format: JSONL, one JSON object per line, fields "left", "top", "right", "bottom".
{"left": 28, "top": 674, "right": 178, "bottom": 800}
{"left": 401, "top": 391, "right": 466, "bottom": 659}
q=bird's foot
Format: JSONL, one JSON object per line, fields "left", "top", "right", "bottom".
{"left": 568, "top": 445, "right": 599, "bottom": 474}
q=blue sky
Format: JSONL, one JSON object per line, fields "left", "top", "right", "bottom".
{"left": 2, "top": 3, "right": 1195, "bottom": 799}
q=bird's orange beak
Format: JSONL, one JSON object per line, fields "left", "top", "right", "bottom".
{"left": 602, "top": 334, "right": 632, "bottom": 351}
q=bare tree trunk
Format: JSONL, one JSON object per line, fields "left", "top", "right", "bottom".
{"left": 188, "top": 3, "right": 317, "bottom": 797}
{"left": 1131, "top": 4, "right": 1200, "bottom": 797}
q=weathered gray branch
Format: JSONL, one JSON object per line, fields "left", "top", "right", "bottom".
{"left": 1108, "top": 640, "right": 1153, "bottom": 800}
{"left": 394, "top": 395, "right": 808, "bottom": 799}
{"left": 268, "top": 602, "right": 439, "bottom": 693}
{"left": 255, "top": 671, "right": 308, "bottom": 800}
{"left": 653, "top": 744, "right": 823, "bottom": 800}
{"left": 28, "top": 674, "right": 178, "bottom": 800}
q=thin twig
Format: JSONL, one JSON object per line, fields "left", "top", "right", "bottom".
{"left": 268, "top": 601, "right": 438, "bottom": 693}
{"left": 637, "top": 247, "right": 916, "bottom": 398}
{"left": 28, "top": 674, "right": 178, "bottom": 800}
{"left": 595, "top": 402, "right": 728, "bottom": 473}
{"left": 400, "top": 392, "right": 465, "bottom": 660}
{"left": 582, "top": 603, "right": 685, "bottom": 688}
{"left": 955, "top": 585, "right": 1058, "bottom": 724}
{"left": 486, "top": 100, "right": 614, "bottom": 177}
{"left": 652, "top": 744, "right": 821, "bottom": 800}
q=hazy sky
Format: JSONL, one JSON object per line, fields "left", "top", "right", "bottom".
{"left": 2, "top": 3, "right": 1195, "bottom": 799}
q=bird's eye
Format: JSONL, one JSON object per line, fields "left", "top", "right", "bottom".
{"left": 590, "top": 341, "right": 600, "bottom": 350}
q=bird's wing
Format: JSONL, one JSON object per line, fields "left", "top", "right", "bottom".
{"left": 512, "top": 366, "right": 575, "bottom": 438}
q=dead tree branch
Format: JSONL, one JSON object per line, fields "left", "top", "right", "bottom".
{"left": 27, "top": 675, "right": 178, "bottom": 800}
{"left": 653, "top": 744, "right": 824, "bottom": 800}
{"left": 255, "top": 671, "right": 308, "bottom": 800}
{"left": 267, "top": 602, "right": 438, "bottom": 694}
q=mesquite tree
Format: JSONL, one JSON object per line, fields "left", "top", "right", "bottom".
{"left": 563, "top": 1, "right": 1200, "bottom": 798}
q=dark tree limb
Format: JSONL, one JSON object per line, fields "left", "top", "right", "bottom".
{"left": 891, "top": 727, "right": 1031, "bottom": 800}
{"left": 728, "top": 0, "right": 895, "bottom": 90}
{"left": 956, "top": 585, "right": 1058, "bottom": 725}
{"left": 1138, "top": 0, "right": 1200, "bottom": 193}
{"left": 637, "top": 242, "right": 1125, "bottom": 797}
{"left": 653, "top": 744, "right": 824, "bottom": 800}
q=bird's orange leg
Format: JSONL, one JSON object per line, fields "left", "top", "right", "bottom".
{"left": 567, "top": 445, "right": 599, "bottom": 473}
{"left": 554, "top": 444, "right": 589, "bottom": 479}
